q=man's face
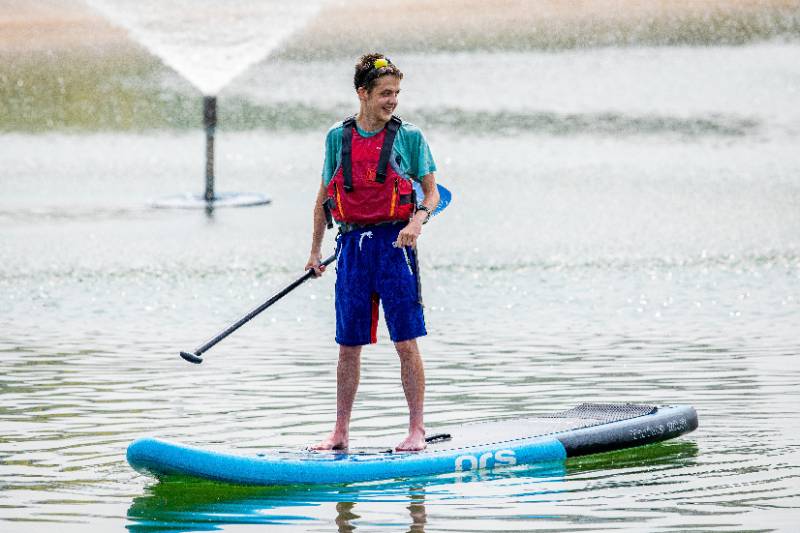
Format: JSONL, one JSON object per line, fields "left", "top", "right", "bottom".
{"left": 360, "top": 75, "right": 400, "bottom": 124}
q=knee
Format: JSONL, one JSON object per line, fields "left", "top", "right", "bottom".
{"left": 395, "top": 340, "right": 420, "bottom": 362}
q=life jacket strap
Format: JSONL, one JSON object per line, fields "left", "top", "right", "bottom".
{"left": 341, "top": 116, "right": 357, "bottom": 192}
{"left": 322, "top": 198, "right": 334, "bottom": 229}
{"left": 337, "top": 220, "right": 404, "bottom": 235}
{"left": 341, "top": 115, "right": 402, "bottom": 191}
{"left": 398, "top": 192, "right": 415, "bottom": 205}
{"left": 375, "top": 115, "right": 402, "bottom": 184}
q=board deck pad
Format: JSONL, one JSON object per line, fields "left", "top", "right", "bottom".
{"left": 128, "top": 403, "right": 698, "bottom": 485}
{"left": 348, "top": 403, "right": 657, "bottom": 454}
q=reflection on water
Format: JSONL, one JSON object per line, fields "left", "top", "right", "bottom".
{"left": 124, "top": 445, "right": 703, "bottom": 532}
{"left": 124, "top": 462, "right": 568, "bottom": 532}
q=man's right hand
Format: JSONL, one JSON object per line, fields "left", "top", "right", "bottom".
{"left": 305, "top": 253, "right": 326, "bottom": 277}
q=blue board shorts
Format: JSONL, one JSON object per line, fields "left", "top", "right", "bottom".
{"left": 335, "top": 223, "right": 426, "bottom": 346}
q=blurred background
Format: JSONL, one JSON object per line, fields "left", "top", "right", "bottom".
{"left": 4, "top": 0, "right": 800, "bottom": 131}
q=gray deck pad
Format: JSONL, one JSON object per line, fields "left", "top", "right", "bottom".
{"left": 351, "top": 403, "right": 660, "bottom": 453}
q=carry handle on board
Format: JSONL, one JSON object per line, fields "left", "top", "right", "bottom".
{"left": 380, "top": 433, "right": 452, "bottom": 453}
{"left": 180, "top": 254, "right": 337, "bottom": 364}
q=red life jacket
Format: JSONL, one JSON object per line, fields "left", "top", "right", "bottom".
{"left": 325, "top": 116, "right": 415, "bottom": 227}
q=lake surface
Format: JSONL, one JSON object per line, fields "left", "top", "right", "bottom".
{"left": 2, "top": 43, "right": 799, "bottom": 532}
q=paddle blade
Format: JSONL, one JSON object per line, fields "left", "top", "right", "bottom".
{"left": 180, "top": 351, "right": 204, "bottom": 364}
{"left": 412, "top": 182, "right": 452, "bottom": 216}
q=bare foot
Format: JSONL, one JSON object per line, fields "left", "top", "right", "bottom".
{"left": 395, "top": 430, "right": 426, "bottom": 452}
{"left": 310, "top": 433, "right": 348, "bottom": 451}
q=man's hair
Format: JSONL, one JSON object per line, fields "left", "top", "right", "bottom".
{"left": 354, "top": 53, "right": 403, "bottom": 92}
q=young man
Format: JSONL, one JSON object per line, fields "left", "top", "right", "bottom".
{"left": 305, "top": 53, "right": 440, "bottom": 452}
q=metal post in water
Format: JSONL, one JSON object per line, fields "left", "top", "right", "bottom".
{"left": 203, "top": 96, "right": 217, "bottom": 203}
{"left": 150, "top": 94, "right": 270, "bottom": 210}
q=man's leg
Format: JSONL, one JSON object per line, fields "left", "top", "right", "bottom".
{"left": 312, "top": 344, "right": 362, "bottom": 450}
{"left": 394, "top": 338, "right": 426, "bottom": 451}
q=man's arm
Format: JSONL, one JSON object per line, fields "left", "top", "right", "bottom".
{"left": 395, "top": 172, "right": 439, "bottom": 248}
{"left": 306, "top": 182, "right": 329, "bottom": 276}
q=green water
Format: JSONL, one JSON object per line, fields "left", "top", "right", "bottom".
{"left": 1, "top": 29, "right": 800, "bottom": 533}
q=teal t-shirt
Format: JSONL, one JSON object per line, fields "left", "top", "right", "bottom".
{"left": 321, "top": 119, "right": 437, "bottom": 186}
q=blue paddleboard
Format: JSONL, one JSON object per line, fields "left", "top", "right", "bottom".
{"left": 127, "top": 403, "right": 697, "bottom": 485}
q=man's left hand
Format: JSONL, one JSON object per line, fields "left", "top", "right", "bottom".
{"left": 395, "top": 219, "right": 423, "bottom": 248}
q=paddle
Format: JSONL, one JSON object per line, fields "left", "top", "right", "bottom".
{"left": 413, "top": 182, "right": 451, "bottom": 216}
{"left": 180, "top": 254, "right": 337, "bottom": 364}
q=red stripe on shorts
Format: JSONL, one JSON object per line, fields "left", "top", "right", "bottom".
{"left": 370, "top": 293, "right": 380, "bottom": 344}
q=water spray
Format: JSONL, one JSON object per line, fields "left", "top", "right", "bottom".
{"left": 84, "top": 0, "right": 327, "bottom": 210}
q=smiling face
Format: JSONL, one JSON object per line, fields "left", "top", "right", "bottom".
{"left": 358, "top": 75, "right": 401, "bottom": 128}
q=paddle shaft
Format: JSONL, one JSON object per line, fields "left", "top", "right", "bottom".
{"left": 181, "top": 254, "right": 336, "bottom": 363}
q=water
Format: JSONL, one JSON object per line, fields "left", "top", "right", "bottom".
{"left": 2, "top": 26, "right": 800, "bottom": 533}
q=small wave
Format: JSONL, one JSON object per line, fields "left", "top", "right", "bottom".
{"left": 216, "top": 102, "right": 759, "bottom": 138}
{"left": 0, "top": 206, "right": 151, "bottom": 223}
{"left": 425, "top": 250, "right": 800, "bottom": 273}
{"left": 414, "top": 108, "right": 760, "bottom": 137}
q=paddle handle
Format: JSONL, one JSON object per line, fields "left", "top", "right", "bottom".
{"left": 182, "top": 254, "right": 336, "bottom": 363}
